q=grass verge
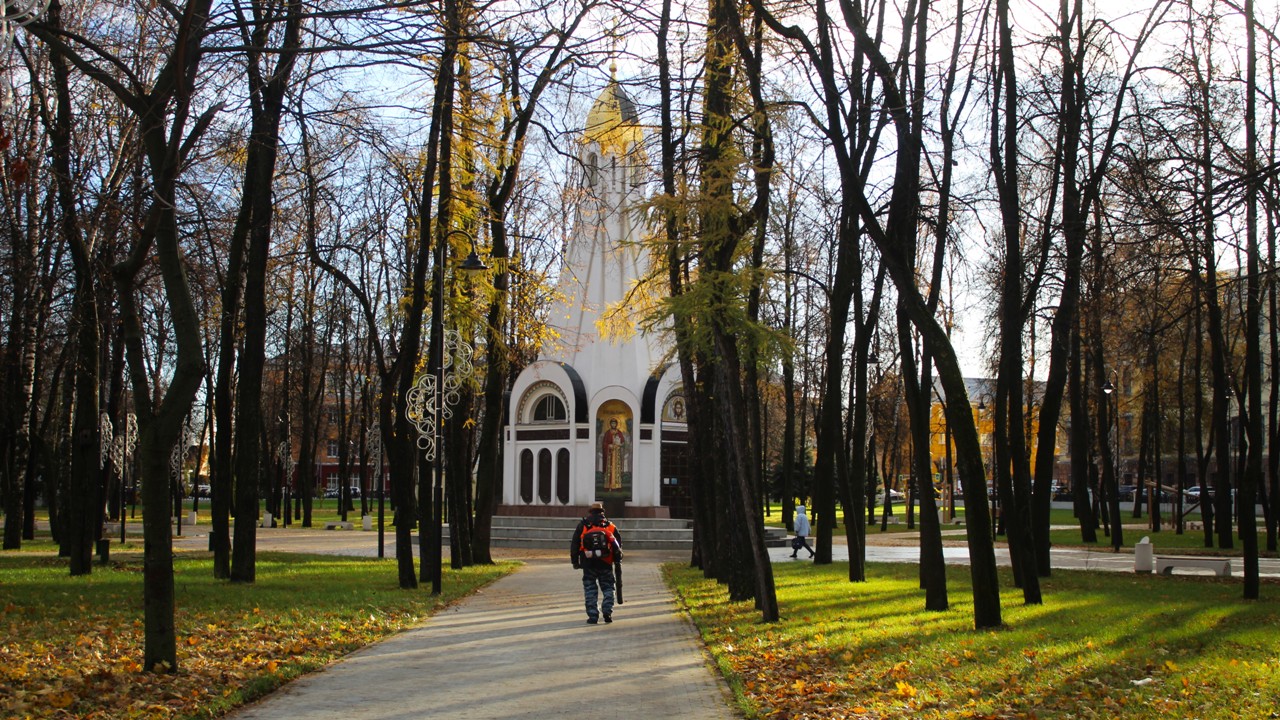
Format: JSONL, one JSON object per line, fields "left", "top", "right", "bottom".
{"left": 665, "top": 560, "right": 1280, "bottom": 719}
{"left": 0, "top": 551, "right": 514, "bottom": 719}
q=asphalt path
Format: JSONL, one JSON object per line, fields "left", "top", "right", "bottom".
{"left": 174, "top": 522, "right": 1280, "bottom": 579}
{"left": 165, "top": 519, "right": 1278, "bottom": 720}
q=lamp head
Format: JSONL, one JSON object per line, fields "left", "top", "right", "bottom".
{"left": 460, "top": 250, "right": 488, "bottom": 272}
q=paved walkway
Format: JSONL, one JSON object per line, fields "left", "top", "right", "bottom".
{"left": 194, "top": 520, "right": 1277, "bottom": 720}
{"left": 224, "top": 548, "right": 739, "bottom": 720}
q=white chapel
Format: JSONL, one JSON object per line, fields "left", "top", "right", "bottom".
{"left": 499, "top": 77, "right": 690, "bottom": 519}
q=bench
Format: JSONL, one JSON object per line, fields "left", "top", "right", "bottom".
{"left": 324, "top": 521, "right": 354, "bottom": 531}
{"left": 1155, "top": 556, "right": 1231, "bottom": 577}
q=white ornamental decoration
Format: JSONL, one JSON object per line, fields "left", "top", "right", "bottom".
{"left": 406, "top": 329, "right": 476, "bottom": 461}
{"left": 0, "top": 0, "right": 49, "bottom": 63}
{"left": 169, "top": 421, "right": 198, "bottom": 483}
{"left": 99, "top": 412, "right": 113, "bottom": 469}
{"left": 367, "top": 424, "right": 382, "bottom": 473}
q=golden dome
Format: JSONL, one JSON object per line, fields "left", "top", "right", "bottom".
{"left": 583, "top": 79, "right": 642, "bottom": 158}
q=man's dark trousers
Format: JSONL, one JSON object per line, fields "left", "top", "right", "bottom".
{"left": 582, "top": 565, "right": 615, "bottom": 622}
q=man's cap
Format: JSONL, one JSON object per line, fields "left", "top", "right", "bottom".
{"left": 589, "top": 501, "right": 604, "bottom": 512}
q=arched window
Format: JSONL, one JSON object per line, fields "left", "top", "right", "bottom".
{"left": 533, "top": 394, "right": 567, "bottom": 423}
{"left": 518, "top": 382, "right": 568, "bottom": 425}
{"left": 519, "top": 450, "right": 534, "bottom": 504}
{"left": 556, "top": 449, "right": 570, "bottom": 504}
{"left": 538, "top": 449, "right": 553, "bottom": 504}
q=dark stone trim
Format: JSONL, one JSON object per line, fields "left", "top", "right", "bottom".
{"left": 515, "top": 428, "right": 571, "bottom": 441}
{"left": 557, "top": 362, "right": 589, "bottom": 423}
{"left": 641, "top": 363, "right": 672, "bottom": 425}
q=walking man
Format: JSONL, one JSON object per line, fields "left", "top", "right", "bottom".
{"left": 571, "top": 502, "right": 623, "bottom": 624}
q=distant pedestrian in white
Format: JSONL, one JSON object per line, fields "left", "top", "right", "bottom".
{"left": 790, "top": 504, "right": 815, "bottom": 559}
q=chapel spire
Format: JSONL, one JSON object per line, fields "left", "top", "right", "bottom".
{"left": 582, "top": 73, "right": 642, "bottom": 159}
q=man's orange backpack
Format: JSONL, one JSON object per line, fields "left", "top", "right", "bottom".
{"left": 580, "top": 520, "right": 619, "bottom": 562}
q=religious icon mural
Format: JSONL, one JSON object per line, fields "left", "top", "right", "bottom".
{"left": 596, "top": 400, "right": 633, "bottom": 499}
{"left": 661, "top": 392, "right": 687, "bottom": 424}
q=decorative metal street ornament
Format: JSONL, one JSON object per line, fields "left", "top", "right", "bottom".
{"left": 406, "top": 329, "right": 476, "bottom": 461}
{"left": 125, "top": 413, "right": 137, "bottom": 456}
{"left": 367, "top": 423, "right": 382, "bottom": 471}
{"left": 169, "top": 420, "right": 198, "bottom": 483}
{"left": 112, "top": 436, "right": 126, "bottom": 480}
{"left": 1, "top": 0, "right": 48, "bottom": 26}
{"left": 0, "top": 0, "right": 49, "bottom": 74}
{"left": 169, "top": 435, "right": 183, "bottom": 482}
{"left": 367, "top": 422, "right": 386, "bottom": 557}
{"left": 276, "top": 439, "right": 295, "bottom": 482}
{"left": 99, "top": 412, "right": 113, "bottom": 469}
{"left": 405, "top": 373, "right": 439, "bottom": 459}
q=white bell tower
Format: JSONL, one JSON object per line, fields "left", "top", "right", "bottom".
{"left": 501, "top": 72, "right": 686, "bottom": 518}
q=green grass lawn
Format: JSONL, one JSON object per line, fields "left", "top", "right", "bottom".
{"left": 666, "top": 560, "right": 1280, "bottom": 719}
{"left": 764, "top": 504, "right": 1280, "bottom": 556}
{"left": 0, "top": 550, "right": 514, "bottom": 720}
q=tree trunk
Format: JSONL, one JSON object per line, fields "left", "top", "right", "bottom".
{"left": 898, "top": 311, "right": 947, "bottom": 610}
{"left": 1240, "top": 0, "right": 1261, "bottom": 598}
{"left": 48, "top": 21, "right": 102, "bottom": 576}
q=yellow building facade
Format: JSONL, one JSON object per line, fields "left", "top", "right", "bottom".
{"left": 926, "top": 379, "right": 1062, "bottom": 498}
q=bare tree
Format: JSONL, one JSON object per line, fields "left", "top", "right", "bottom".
{"left": 30, "top": 0, "right": 222, "bottom": 671}
{"left": 751, "top": 0, "right": 1001, "bottom": 626}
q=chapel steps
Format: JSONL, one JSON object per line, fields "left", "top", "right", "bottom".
{"left": 479, "top": 515, "right": 791, "bottom": 551}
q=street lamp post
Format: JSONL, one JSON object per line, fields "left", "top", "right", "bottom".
{"left": 368, "top": 424, "right": 384, "bottom": 558}
{"left": 977, "top": 396, "right": 999, "bottom": 541}
{"left": 408, "top": 327, "right": 480, "bottom": 591}
{"left": 123, "top": 414, "right": 136, "bottom": 540}
{"left": 409, "top": 231, "right": 487, "bottom": 594}
{"left": 112, "top": 426, "right": 128, "bottom": 543}
{"left": 1102, "top": 372, "right": 1122, "bottom": 551}
{"left": 98, "top": 412, "right": 114, "bottom": 562}
{"left": 277, "top": 411, "right": 290, "bottom": 527}
{"left": 276, "top": 440, "right": 290, "bottom": 527}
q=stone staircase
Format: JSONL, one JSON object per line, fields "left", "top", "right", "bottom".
{"left": 488, "top": 515, "right": 693, "bottom": 552}
{"left": 483, "top": 515, "right": 792, "bottom": 551}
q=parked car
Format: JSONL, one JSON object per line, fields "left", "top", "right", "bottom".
{"left": 1116, "top": 484, "right": 1137, "bottom": 501}
{"left": 875, "top": 489, "right": 905, "bottom": 504}
{"left": 1184, "top": 486, "right": 1214, "bottom": 501}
